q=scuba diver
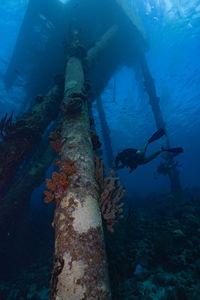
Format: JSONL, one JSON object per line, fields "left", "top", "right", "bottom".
{"left": 115, "top": 128, "right": 183, "bottom": 173}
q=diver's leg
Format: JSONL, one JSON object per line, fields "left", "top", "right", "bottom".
{"left": 148, "top": 128, "right": 165, "bottom": 144}
{"left": 139, "top": 142, "right": 149, "bottom": 156}
{"left": 139, "top": 129, "right": 165, "bottom": 156}
{"left": 143, "top": 149, "right": 162, "bottom": 164}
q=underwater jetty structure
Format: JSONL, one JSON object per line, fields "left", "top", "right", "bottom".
{"left": 0, "top": 0, "right": 183, "bottom": 298}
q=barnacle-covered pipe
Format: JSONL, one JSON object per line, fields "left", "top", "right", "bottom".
{"left": 0, "top": 81, "right": 63, "bottom": 192}
{"left": 51, "top": 56, "right": 111, "bottom": 299}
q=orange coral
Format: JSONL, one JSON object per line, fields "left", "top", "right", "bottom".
{"left": 61, "top": 158, "right": 75, "bottom": 175}
{"left": 44, "top": 191, "right": 54, "bottom": 203}
{"left": 44, "top": 159, "right": 75, "bottom": 204}
{"left": 54, "top": 158, "right": 60, "bottom": 166}
{"left": 50, "top": 140, "right": 63, "bottom": 153}
{"left": 44, "top": 128, "right": 76, "bottom": 204}
{"left": 44, "top": 171, "right": 69, "bottom": 203}
{"left": 67, "top": 143, "right": 77, "bottom": 149}
{"left": 49, "top": 128, "right": 62, "bottom": 153}
{"left": 54, "top": 158, "right": 75, "bottom": 176}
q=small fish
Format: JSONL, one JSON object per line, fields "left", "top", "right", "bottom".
{"left": 133, "top": 264, "right": 143, "bottom": 276}
{"left": 0, "top": 57, "right": 8, "bottom": 65}
{"left": 39, "top": 14, "right": 47, "bottom": 21}
{"left": 46, "top": 21, "right": 55, "bottom": 30}
{"left": 120, "top": 109, "right": 136, "bottom": 118}
{"left": 73, "top": 3, "right": 79, "bottom": 8}
{"left": 14, "top": 69, "right": 20, "bottom": 75}
{"left": 176, "top": 162, "right": 183, "bottom": 171}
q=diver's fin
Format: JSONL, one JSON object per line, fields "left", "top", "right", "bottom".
{"left": 161, "top": 147, "right": 183, "bottom": 155}
{"left": 148, "top": 128, "right": 165, "bottom": 144}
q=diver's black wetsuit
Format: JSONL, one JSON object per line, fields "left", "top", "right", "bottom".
{"left": 115, "top": 129, "right": 183, "bottom": 173}
{"left": 115, "top": 148, "right": 143, "bottom": 172}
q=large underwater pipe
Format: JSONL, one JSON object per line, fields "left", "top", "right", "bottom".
{"left": 50, "top": 56, "right": 111, "bottom": 298}
{"left": 0, "top": 81, "right": 63, "bottom": 192}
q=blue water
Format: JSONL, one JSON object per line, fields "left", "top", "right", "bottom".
{"left": 0, "top": 1, "right": 27, "bottom": 116}
{"left": 0, "top": 1, "right": 200, "bottom": 297}
{"left": 93, "top": 0, "right": 200, "bottom": 195}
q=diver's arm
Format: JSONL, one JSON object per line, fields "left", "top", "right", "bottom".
{"left": 115, "top": 155, "right": 124, "bottom": 169}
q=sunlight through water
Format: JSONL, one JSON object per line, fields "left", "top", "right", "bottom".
{"left": 58, "top": 0, "right": 71, "bottom": 4}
